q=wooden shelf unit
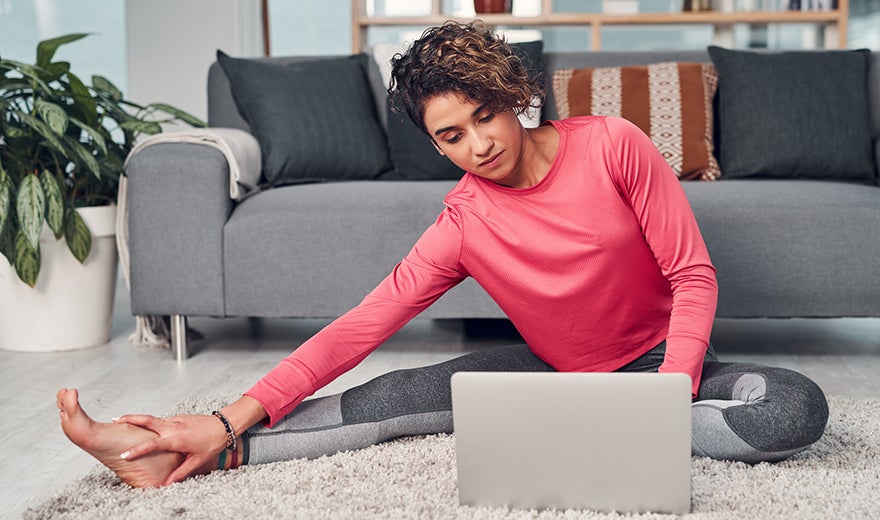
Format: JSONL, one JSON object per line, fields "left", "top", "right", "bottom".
{"left": 351, "top": 0, "right": 848, "bottom": 52}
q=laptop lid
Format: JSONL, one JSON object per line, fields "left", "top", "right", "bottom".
{"left": 451, "top": 371, "right": 692, "bottom": 514}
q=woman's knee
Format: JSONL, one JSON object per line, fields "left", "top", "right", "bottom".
{"left": 340, "top": 343, "right": 552, "bottom": 423}
{"left": 693, "top": 362, "right": 828, "bottom": 463}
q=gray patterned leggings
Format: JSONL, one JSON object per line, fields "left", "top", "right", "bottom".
{"left": 242, "top": 343, "right": 829, "bottom": 465}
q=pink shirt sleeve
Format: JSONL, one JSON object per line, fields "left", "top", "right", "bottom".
{"left": 245, "top": 209, "right": 467, "bottom": 426}
{"left": 603, "top": 117, "right": 719, "bottom": 397}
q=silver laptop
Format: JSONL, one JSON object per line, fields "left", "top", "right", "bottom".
{"left": 451, "top": 371, "right": 692, "bottom": 514}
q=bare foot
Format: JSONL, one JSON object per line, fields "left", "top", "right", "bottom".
{"left": 57, "top": 388, "right": 185, "bottom": 488}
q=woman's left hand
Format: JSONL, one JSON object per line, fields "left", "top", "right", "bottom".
{"left": 113, "top": 412, "right": 228, "bottom": 485}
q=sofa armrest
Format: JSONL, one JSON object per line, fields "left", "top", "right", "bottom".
{"left": 126, "top": 128, "right": 262, "bottom": 200}
{"left": 125, "top": 142, "right": 235, "bottom": 317}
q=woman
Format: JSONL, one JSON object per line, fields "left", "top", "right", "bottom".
{"left": 58, "top": 21, "right": 828, "bottom": 488}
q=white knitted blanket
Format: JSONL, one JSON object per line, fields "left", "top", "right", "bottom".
{"left": 116, "top": 128, "right": 262, "bottom": 348}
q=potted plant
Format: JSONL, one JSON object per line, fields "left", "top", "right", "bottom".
{"left": 0, "top": 33, "right": 204, "bottom": 351}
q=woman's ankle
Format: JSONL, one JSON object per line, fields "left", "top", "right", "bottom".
{"left": 215, "top": 443, "right": 245, "bottom": 471}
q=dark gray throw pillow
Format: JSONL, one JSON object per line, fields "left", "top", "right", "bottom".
{"left": 382, "top": 41, "right": 546, "bottom": 180}
{"left": 707, "top": 46, "right": 875, "bottom": 182}
{"left": 216, "top": 51, "right": 392, "bottom": 186}
{"left": 383, "top": 103, "right": 465, "bottom": 180}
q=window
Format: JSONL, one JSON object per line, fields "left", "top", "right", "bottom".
{"left": 268, "top": 0, "right": 350, "bottom": 56}
{"left": 0, "top": 0, "right": 126, "bottom": 90}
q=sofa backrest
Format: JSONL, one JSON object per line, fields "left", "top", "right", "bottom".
{"left": 208, "top": 58, "right": 257, "bottom": 131}
{"left": 869, "top": 53, "right": 880, "bottom": 145}
{"left": 208, "top": 49, "right": 880, "bottom": 151}
{"left": 543, "top": 50, "right": 880, "bottom": 146}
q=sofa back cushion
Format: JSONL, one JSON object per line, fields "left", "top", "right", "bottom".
{"left": 216, "top": 51, "right": 392, "bottom": 186}
{"left": 542, "top": 51, "right": 711, "bottom": 121}
{"left": 206, "top": 49, "right": 880, "bottom": 185}
{"left": 210, "top": 51, "right": 711, "bottom": 130}
{"left": 857, "top": 52, "right": 879, "bottom": 184}
{"left": 551, "top": 61, "right": 720, "bottom": 180}
{"left": 708, "top": 46, "right": 875, "bottom": 183}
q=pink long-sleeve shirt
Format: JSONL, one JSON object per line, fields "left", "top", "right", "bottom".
{"left": 246, "top": 116, "right": 718, "bottom": 426}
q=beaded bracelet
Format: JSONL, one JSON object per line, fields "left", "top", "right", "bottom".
{"left": 212, "top": 410, "right": 237, "bottom": 451}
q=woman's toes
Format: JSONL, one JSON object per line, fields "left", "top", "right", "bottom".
{"left": 57, "top": 388, "right": 97, "bottom": 446}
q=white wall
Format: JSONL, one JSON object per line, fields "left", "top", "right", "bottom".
{"left": 125, "top": 0, "right": 262, "bottom": 123}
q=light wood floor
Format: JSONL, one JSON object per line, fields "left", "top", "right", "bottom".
{"left": 3, "top": 277, "right": 879, "bottom": 519}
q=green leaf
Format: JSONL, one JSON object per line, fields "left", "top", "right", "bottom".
{"left": 4, "top": 126, "right": 27, "bottom": 139}
{"left": 70, "top": 117, "right": 107, "bottom": 154}
{"left": 0, "top": 210, "right": 14, "bottom": 268}
{"left": 0, "top": 168, "right": 10, "bottom": 239}
{"left": 0, "top": 59, "right": 50, "bottom": 89}
{"left": 119, "top": 119, "right": 162, "bottom": 135}
{"left": 14, "top": 231, "right": 40, "bottom": 287}
{"left": 92, "top": 74, "right": 122, "bottom": 101}
{"left": 64, "top": 208, "right": 91, "bottom": 263}
{"left": 35, "top": 98, "right": 69, "bottom": 135}
{"left": 64, "top": 136, "right": 102, "bottom": 180}
{"left": 14, "top": 109, "right": 66, "bottom": 152}
{"left": 0, "top": 78, "right": 38, "bottom": 94}
{"left": 40, "top": 170, "right": 64, "bottom": 238}
{"left": 16, "top": 174, "right": 45, "bottom": 250}
{"left": 67, "top": 71, "right": 98, "bottom": 127}
{"left": 42, "top": 61, "right": 70, "bottom": 81}
{"left": 146, "top": 103, "right": 206, "bottom": 128}
{"left": 36, "top": 33, "right": 89, "bottom": 68}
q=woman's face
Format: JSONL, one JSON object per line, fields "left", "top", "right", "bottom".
{"left": 422, "top": 92, "right": 527, "bottom": 188}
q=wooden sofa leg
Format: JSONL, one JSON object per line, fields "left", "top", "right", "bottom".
{"left": 171, "top": 315, "right": 188, "bottom": 362}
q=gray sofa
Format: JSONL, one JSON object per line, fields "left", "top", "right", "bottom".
{"left": 125, "top": 49, "right": 880, "bottom": 360}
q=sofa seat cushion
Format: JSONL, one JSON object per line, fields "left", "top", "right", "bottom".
{"left": 223, "top": 179, "right": 880, "bottom": 320}
{"left": 682, "top": 180, "right": 880, "bottom": 317}
{"left": 223, "top": 181, "right": 502, "bottom": 318}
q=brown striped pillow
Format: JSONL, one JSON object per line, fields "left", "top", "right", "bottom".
{"left": 552, "top": 62, "right": 720, "bottom": 181}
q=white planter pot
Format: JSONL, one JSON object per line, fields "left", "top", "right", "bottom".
{"left": 0, "top": 205, "right": 119, "bottom": 352}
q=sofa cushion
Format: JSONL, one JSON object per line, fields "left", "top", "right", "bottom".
{"left": 383, "top": 104, "right": 465, "bottom": 180}
{"left": 707, "top": 46, "right": 875, "bottom": 182}
{"left": 223, "top": 181, "right": 502, "bottom": 318}
{"left": 681, "top": 180, "right": 880, "bottom": 317}
{"left": 552, "top": 61, "right": 720, "bottom": 181}
{"left": 216, "top": 51, "right": 392, "bottom": 186}
{"left": 375, "top": 41, "right": 545, "bottom": 180}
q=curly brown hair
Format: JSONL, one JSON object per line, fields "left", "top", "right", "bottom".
{"left": 388, "top": 21, "right": 545, "bottom": 135}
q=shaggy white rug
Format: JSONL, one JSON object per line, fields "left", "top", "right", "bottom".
{"left": 27, "top": 395, "right": 879, "bottom": 519}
